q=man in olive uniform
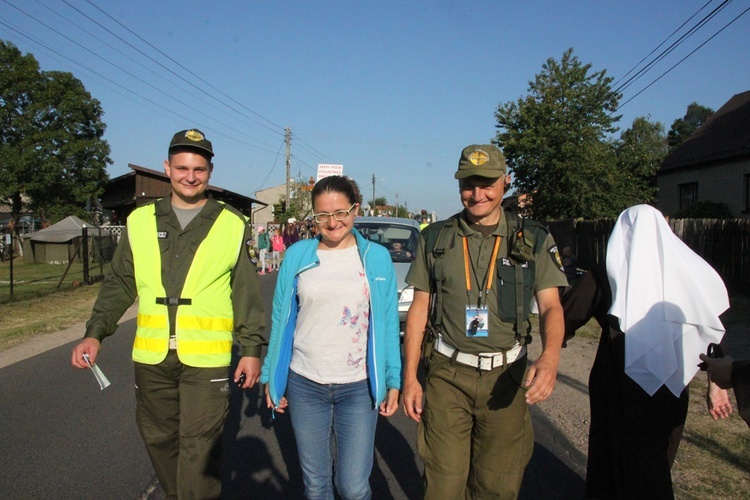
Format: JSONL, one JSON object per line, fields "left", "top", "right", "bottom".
{"left": 402, "top": 144, "right": 567, "bottom": 498}
{"left": 71, "top": 129, "right": 265, "bottom": 499}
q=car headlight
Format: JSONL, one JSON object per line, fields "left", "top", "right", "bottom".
{"left": 399, "top": 286, "right": 414, "bottom": 303}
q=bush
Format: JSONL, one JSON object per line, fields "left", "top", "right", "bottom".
{"left": 673, "top": 201, "right": 733, "bottom": 219}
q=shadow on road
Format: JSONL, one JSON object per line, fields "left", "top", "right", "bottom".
{"left": 221, "top": 350, "right": 304, "bottom": 499}
{"left": 371, "top": 415, "right": 423, "bottom": 499}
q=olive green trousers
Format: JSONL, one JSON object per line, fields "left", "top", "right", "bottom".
{"left": 417, "top": 350, "right": 533, "bottom": 499}
{"left": 134, "top": 350, "right": 230, "bottom": 500}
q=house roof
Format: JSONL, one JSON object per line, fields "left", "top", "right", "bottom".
{"left": 660, "top": 90, "right": 750, "bottom": 172}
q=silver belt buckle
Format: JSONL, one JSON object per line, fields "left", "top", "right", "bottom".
{"left": 169, "top": 337, "right": 177, "bottom": 350}
{"left": 477, "top": 354, "right": 495, "bottom": 371}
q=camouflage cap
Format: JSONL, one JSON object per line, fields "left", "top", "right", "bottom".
{"left": 454, "top": 144, "right": 506, "bottom": 179}
{"left": 168, "top": 129, "right": 214, "bottom": 158}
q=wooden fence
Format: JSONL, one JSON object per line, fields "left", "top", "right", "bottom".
{"left": 547, "top": 218, "right": 750, "bottom": 296}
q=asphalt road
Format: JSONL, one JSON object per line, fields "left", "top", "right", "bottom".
{"left": 0, "top": 272, "right": 585, "bottom": 499}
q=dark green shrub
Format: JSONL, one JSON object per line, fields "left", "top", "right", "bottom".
{"left": 673, "top": 201, "right": 733, "bottom": 219}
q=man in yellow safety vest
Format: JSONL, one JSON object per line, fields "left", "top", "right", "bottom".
{"left": 71, "top": 129, "right": 265, "bottom": 499}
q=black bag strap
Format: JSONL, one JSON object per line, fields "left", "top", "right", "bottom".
{"left": 426, "top": 216, "right": 458, "bottom": 330}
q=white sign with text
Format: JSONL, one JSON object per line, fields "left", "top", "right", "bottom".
{"left": 317, "top": 164, "right": 343, "bottom": 181}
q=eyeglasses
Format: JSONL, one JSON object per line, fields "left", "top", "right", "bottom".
{"left": 313, "top": 204, "right": 357, "bottom": 224}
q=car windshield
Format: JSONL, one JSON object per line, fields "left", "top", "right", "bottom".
{"left": 354, "top": 222, "right": 420, "bottom": 263}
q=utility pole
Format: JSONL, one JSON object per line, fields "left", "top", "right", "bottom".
{"left": 395, "top": 192, "right": 398, "bottom": 218}
{"left": 285, "top": 128, "right": 291, "bottom": 214}
{"left": 372, "top": 173, "right": 376, "bottom": 217}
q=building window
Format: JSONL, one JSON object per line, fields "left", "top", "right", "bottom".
{"left": 745, "top": 174, "right": 750, "bottom": 212}
{"left": 679, "top": 182, "right": 698, "bottom": 210}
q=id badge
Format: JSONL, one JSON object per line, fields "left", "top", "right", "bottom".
{"left": 466, "top": 306, "right": 489, "bottom": 337}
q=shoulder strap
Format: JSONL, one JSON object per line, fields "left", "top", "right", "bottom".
{"left": 424, "top": 215, "right": 459, "bottom": 329}
{"left": 507, "top": 214, "right": 554, "bottom": 344}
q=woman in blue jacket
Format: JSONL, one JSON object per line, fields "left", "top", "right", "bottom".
{"left": 260, "top": 175, "right": 401, "bottom": 500}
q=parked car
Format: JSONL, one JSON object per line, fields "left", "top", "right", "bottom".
{"left": 353, "top": 217, "right": 420, "bottom": 336}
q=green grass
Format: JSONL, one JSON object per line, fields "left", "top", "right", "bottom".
{"left": 672, "top": 374, "right": 750, "bottom": 498}
{"left": 0, "top": 258, "right": 107, "bottom": 303}
{"left": 0, "top": 282, "right": 101, "bottom": 351}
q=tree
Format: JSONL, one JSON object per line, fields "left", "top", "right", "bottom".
{"left": 613, "top": 116, "right": 668, "bottom": 205}
{"left": 366, "top": 197, "right": 387, "bottom": 216}
{"left": 667, "top": 102, "right": 714, "bottom": 152}
{"left": 273, "top": 176, "right": 315, "bottom": 222}
{"left": 494, "top": 48, "right": 624, "bottom": 220}
{"left": 0, "top": 41, "right": 111, "bottom": 225}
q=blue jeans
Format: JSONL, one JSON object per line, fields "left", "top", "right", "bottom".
{"left": 286, "top": 370, "right": 378, "bottom": 500}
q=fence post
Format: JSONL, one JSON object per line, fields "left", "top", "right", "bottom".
{"left": 8, "top": 231, "right": 14, "bottom": 299}
{"left": 82, "top": 226, "right": 90, "bottom": 285}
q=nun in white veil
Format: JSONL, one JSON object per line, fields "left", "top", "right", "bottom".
{"left": 562, "top": 204, "right": 731, "bottom": 500}
{"left": 607, "top": 204, "right": 730, "bottom": 397}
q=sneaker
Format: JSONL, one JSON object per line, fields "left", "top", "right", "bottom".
{"left": 258, "top": 271, "right": 266, "bottom": 275}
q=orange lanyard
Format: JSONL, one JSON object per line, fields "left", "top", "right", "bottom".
{"left": 462, "top": 235, "right": 501, "bottom": 308}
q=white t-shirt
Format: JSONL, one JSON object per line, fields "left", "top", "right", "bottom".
{"left": 290, "top": 245, "right": 370, "bottom": 384}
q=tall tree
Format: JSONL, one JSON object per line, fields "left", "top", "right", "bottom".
{"left": 0, "top": 41, "right": 111, "bottom": 224}
{"left": 494, "top": 48, "right": 622, "bottom": 220}
{"left": 614, "top": 116, "right": 668, "bottom": 205}
{"left": 667, "top": 102, "right": 714, "bottom": 152}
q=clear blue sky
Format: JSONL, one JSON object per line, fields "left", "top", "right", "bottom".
{"left": 2, "top": 0, "right": 748, "bottom": 219}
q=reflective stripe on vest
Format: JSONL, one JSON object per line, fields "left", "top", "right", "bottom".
{"left": 128, "top": 203, "right": 246, "bottom": 367}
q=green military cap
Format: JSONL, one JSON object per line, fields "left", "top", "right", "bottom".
{"left": 168, "top": 129, "right": 214, "bottom": 158}
{"left": 454, "top": 144, "right": 506, "bottom": 179}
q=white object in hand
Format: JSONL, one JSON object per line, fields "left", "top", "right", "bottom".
{"left": 82, "top": 353, "right": 111, "bottom": 390}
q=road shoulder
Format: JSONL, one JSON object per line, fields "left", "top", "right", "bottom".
{"left": 0, "top": 303, "right": 138, "bottom": 369}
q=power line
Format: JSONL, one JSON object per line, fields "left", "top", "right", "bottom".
{"left": 0, "top": 17, "right": 280, "bottom": 156}
{"left": 1, "top": 0, "right": 284, "bottom": 154}
{"left": 612, "top": 0, "right": 716, "bottom": 89}
{"left": 78, "top": 0, "right": 285, "bottom": 135}
{"left": 617, "top": 4, "right": 750, "bottom": 112}
{"left": 31, "top": 0, "right": 277, "bottom": 145}
{"left": 613, "top": 0, "right": 733, "bottom": 97}
{"left": 252, "top": 139, "right": 287, "bottom": 193}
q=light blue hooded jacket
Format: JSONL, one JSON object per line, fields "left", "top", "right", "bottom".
{"left": 260, "top": 228, "right": 402, "bottom": 408}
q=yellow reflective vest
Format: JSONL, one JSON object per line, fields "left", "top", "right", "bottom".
{"left": 128, "top": 203, "right": 246, "bottom": 367}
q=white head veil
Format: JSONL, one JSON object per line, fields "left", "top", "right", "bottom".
{"left": 606, "top": 205, "right": 729, "bottom": 396}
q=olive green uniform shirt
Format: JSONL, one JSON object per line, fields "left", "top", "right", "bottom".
{"left": 84, "top": 196, "right": 266, "bottom": 357}
{"left": 406, "top": 209, "right": 567, "bottom": 354}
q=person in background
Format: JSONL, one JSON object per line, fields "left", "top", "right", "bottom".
{"left": 71, "top": 128, "right": 265, "bottom": 499}
{"left": 261, "top": 175, "right": 401, "bottom": 500}
{"left": 402, "top": 144, "right": 567, "bottom": 498}
{"left": 283, "top": 217, "right": 300, "bottom": 248}
{"left": 561, "top": 204, "right": 731, "bottom": 499}
{"left": 298, "top": 221, "right": 309, "bottom": 240}
{"left": 389, "top": 240, "right": 413, "bottom": 260}
{"left": 271, "top": 227, "right": 284, "bottom": 271}
{"left": 256, "top": 225, "right": 270, "bottom": 275}
{"left": 700, "top": 353, "right": 750, "bottom": 427}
